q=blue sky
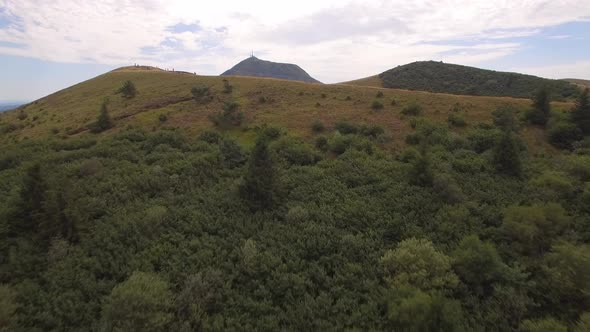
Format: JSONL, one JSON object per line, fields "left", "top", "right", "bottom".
{"left": 0, "top": 0, "right": 589, "bottom": 101}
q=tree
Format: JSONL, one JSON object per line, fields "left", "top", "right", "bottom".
{"left": 408, "top": 143, "right": 434, "bottom": 186}
{"left": 492, "top": 105, "right": 519, "bottom": 132}
{"left": 239, "top": 136, "right": 276, "bottom": 211}
{"left": 117, "top": 80, "right": 137, "bottom": 98}
{"left": 502, "top": 203, "right": 570, "bottom": 256}
{"left": 492, "top": 131, "right": 522, "bottom": 177}
{"left": 0, "top": 285, "right": 18, "bottom": 331}
{"left": 381, "top": 238, "right": 458, "bottom": 291}
{"left": 91, "top": 99, "right": 113, "bottom": 133}
{"left": 571, "top": 88, "right": 590, "bottom": 134}
{"left": 15, "top": 163, "right": 47, "bottom": 233}
{"left": 526, "top": 87, "right": 551, "bottom": 126}
{"left": 386, "top": 285, "right": 465, "bottom": 332}
{"left": 452, "top": 235, "right": 507, "bottom": 295}
{"left": 191, "top": 86, "right": 212, "bottom": 103}
{"left": 101, "top": 272, "right": 173, "bottom": 332}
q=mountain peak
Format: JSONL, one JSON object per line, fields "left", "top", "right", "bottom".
{"left": 221, "top": 57, "right": 320, "bottom": 83}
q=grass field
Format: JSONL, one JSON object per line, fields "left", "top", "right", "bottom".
{"left": 0, "top": 66, "right": 573, "bottom": 153}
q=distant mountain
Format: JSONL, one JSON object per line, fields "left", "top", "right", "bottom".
{"left": 0, "top": 102, "right": 25, "bottom": 112}
{"left": 221, "top": 56, "right": 320, "bottom": 83}
{"left": 375, "top": 61, "right": 580, "bottom": 99}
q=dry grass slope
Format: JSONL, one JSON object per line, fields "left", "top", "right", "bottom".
{"left": 0, "top": 67, "right": 572, "bottom": 154}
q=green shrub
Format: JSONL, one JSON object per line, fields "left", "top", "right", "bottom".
{"left": 376, "top": 91, "right": 384, "bottom": 98}
{"left": 210, "top": 101, "right": 244, "bottom": 127}
{"left": 117, "top": 80, "right": 137, "bottom": 98}
{"left": 447, "top": 113, "right": 466, "bottom": 127}
{"left": 199, "top": 130, "right": 222, "bottom": 144}
{"left": 312, "top": 120, "right": 325, "bottom": 133}
{"left": 548, "top": 121, "right": 582, "bottom": 149}
{"left": 335, "top": 121, "right": 358, "bottom": 135}
{"left": 191, "top": 86, "right": 213, "bottom": 103}
{"left": 17, "top": 111, "right": 27, "bottom": 120}
{"left": 401, "top": 103, "right": 422, "bottom": 116}
{"left": 371, "top": 100, "right": 384, "bottom": 110}
{"left": 315, "top": 136, "right": 329, "bottom": 151}
{"left": 222, "top": 79, "right": 233, "bottom": 94}
{"left": 158, "top": 114, "right": 168, "bottom": 123}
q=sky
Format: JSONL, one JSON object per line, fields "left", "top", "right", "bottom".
{"left": 0, "top": 0, "right": 589, "bottom": 101}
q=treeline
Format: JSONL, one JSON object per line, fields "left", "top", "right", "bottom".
{"left": 1, "top": 96, "right": 590, "bottom": 330}
{"left": 380, "top": 61, "right": 580, "bottom": 100}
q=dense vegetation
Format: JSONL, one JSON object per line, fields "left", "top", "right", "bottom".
{"left": 222, "top": 56, "right": 320, "bottom": 83}
{"left": 379, "top": 61, "right": 579, "bottom": 99}
{"left": 2, "top": 92, "right": 590, "bottom": 330}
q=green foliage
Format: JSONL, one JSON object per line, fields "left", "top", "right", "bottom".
{"left": 379, "top": 61, "right": 579, "bottom": 99}
{"left": 519, "top": 318, "right": 567, "bottom": 332}
{"left": 210, "top": 101, "right": 244, "bottom": 127}
{"left": 90, "top": 99, "right": 113, "bottom": 133}
{"left": 493, "top": 132, "right": 522, "bottom": 176}
{"left": 371, "top": 100, "right": 384, "bottom": 110}
{"left": 239, "top": 135, "right": 277, "bottom": 211}
{"left": 452, "top": 235, "right": 507, "bottom": 293}
{"left": 117, "top": 80, "right": 137, "bottom": 98}
{"left": 571, "top": 88, "right": 590, "bottom": 134}
{"left": 548, "top": 120, "right": 582, "bottom": 149}
{"left": 158, "top": 114, "right": 167, "bottom": 122}
{"left": 401, "top": 102, "right": 422, "bottom": 116}
{"left": 335, "top": 120, "right": 358, "bottom": 135}
{"left": 311, "top": 120, "right": 325, "bottom": 133}
{"left": 447, "top": 113, "right": 466, "bottom": 127}
{"left": 502, "top": 203, "right": 570, "bottom": 256}
{"left": 191, "top": 85, "right": 213, "bottom": 103}
{"left": 525, "top": 87, "right": 551, "bottom": 126}
{"left": 376, "top": 91, "right": 384, "bottom": 98}
{"left": 381, "top": 238, "right": 458, "bottom": 291}
{"left": 0, "top": 285, "right": 17, "bottom": 331}
{"left": 492, "top": 105, "right": 519, "bottom": 132}
{"left": 408, "top": 144, "right": 434, "bottom": 186}
{"left": 102, "top": 271, "right": 173, "bottom": 331}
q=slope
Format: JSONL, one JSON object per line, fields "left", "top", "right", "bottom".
{"left": 222, "top": 56, "right": 320, "bottom": 83}
{"left": 0, "top": 66, "right": 573, "bottom": 154}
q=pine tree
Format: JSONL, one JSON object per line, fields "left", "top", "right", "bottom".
{"left": 239, "top": 136, "right": 276, "bottom": 211}
{"left": 409, "top": 143, "right": 434, "bottom": 187}
{"left": 92, "top": 99, "right": 113, "bottom": 133}
{"left": 571, "top": 88, "right": 590, "bottom": 134}
{"left": 493, "top": 132, "right": 522, "bottom": 177}
{"left": 526, "top": 87, "right": 551, "bottom": 126}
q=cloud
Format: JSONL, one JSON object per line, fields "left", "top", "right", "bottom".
{"left": 0, "top": 0, "right": 589, "bottom": 83}
{"left": 515, "top": 60, "right": 590, "bottom": 79}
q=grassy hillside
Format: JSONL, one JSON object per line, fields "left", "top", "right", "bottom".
{"left": 340, "top": 75, "right": 383, "bottom": 88}
{"left": 373, "top": 61, "right": 580, "bottom": 99}
{"left": 0, "top": 66, "right": 573, "bottom": 155}
{"left": 3, "top": 66, "right": 590, "bottom": 331}
{"left": 222, "top": 56, "right": 320, "bottom": 83}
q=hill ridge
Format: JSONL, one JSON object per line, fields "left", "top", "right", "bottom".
{"left": 221, "top": 56, "right": 321, "bottom": 83}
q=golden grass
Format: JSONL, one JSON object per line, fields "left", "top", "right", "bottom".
{"left": 339, "top": 75, "right": 384, "bottom": 88}
{"left": 0, "top": 68, "right": 573, "bottom": 152}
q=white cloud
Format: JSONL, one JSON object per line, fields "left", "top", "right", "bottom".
{"left": 0, "top": 0, "right": 589, "bottom": 82}
{"left": 515, "top": 60, "right": 590, "bottom": 80}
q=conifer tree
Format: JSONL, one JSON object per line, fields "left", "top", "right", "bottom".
{"left": 493, "top": 131, "right": 522, "bottom": 177}
{"left": 92, "top": 99, "right": 113, "bottom": 133}
{"left": 239, "top": 136, "right": 276, "bottom": 211}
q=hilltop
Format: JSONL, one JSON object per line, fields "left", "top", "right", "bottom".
{"left": 345, "top": 61, "right": 579, "bottom": 100}
{"left": 222, "top": 56, "right": 320, "bottom": 83}
{"left": 0, "top": 66, "right": 572, "bottom": 154}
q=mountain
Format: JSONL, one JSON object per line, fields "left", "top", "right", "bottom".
{"left": 346, "top": 61, "right": 580, "bottom": 99}
{"left": 0, "top": 101, "right": 26, "bottom": 112}
{"left": 221, "top": 56, "right": 320, "bottom": 83}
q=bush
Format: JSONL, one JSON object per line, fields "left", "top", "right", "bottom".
{"left": 447, "top": 113, "right": 466, "bottom": 127}
{"left": 321, "top": 93, "right": 327, "bottom": 99}
{"left": 359, "top": 124, "right": 385, "bottom": 138}
{"left": 315, "top": 136, "right": 328, "bottom": 151}
{"left": 335, "top": 121, "right": 358, "bottom": 135}
{"left": 158, "top": 114, "right": 168, "bottom": 123}
{"left": 376, "top": 91, "right": 384, "bottom": 98}
{"left": 391, "top": 99, "right": 397, "bottom": 106}
{"left": 401, "top": 103, "right": 422, "bottom": 116}
{"left": 222, "top": 79, "right": 233, "bottom": 94}
{"left": 371, "top": 100, "right": 384, "bottom": 110}
{"left": 258, "top": 96, "right": 268, "bottom": 103}
{"left": 345, "top": 96, "right": 352, "bottom": 101}
{"left": 210, "top": 101, "right": 244, "bottom": 127}
{"left": 312, "top": 120, "right": 325, "bottom": 133}
{"left": 117, "top": 80, "right": 137, "bottom": 98}
{"left": 199, "top": 131, "right": 222, "bottom": 144}
{"left": 548, "top": 121, "right": 582, "bottom": 149}
{"left": 17, "top": 111, "right": 27, "bottom": 120}
{"left": 191, "top": 86, "right": 212, "bottom": 103}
